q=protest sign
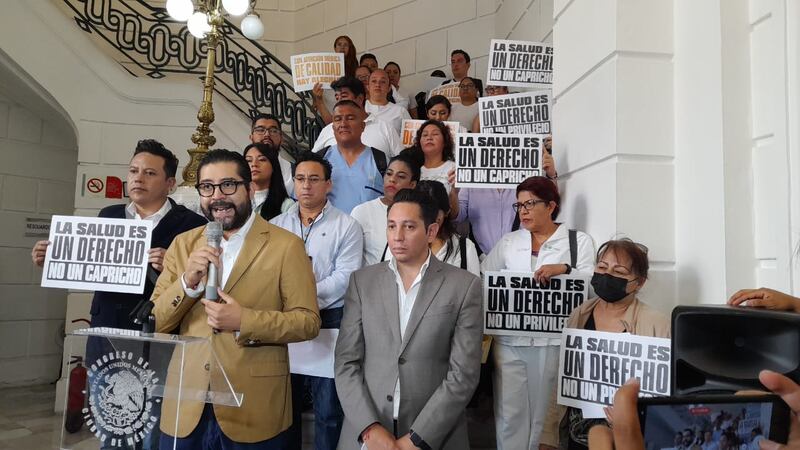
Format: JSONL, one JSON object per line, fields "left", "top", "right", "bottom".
{"left": 40, "top": 215, "right": 153, "bottom": 294}
{"left": 400, "top": 119, "right": 460, "bottom": 147}
{"left": 479, "top": 90, "right": 551, "bottom": 134}
{"left": 429, "top": 81, "right": 461, "bottom": 104}
{"left": 483, "top": 271, "right": 589, "bottom": 338}
{"left": 290, "top": 52, "right": 344, "bottom": 92}
{"left": 455, "top": 133, "right": 542, "bottom": 189}
{"left": 487, "top": 39, "right": 553, "bottom": 88}
{"left": 557, "top": 328, "right": 671, "bottom": 418}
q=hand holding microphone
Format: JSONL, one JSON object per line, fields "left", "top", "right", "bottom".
{"left": 183, "top": 221, "right": 223, "bottom": 291}
{"left": 204, "top": 221, "right": 223, "bottom": 302}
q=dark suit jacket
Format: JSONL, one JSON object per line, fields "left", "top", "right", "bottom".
{"left": 88, "top": 198, "right": 207, "bottom": 329}
{"left": 335, "top": 257, "right": 483, "bottom": 450}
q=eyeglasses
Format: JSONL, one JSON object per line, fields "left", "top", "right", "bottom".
{"left": 293, "top": 175, "right": 324, "bottom": 185}
{"left": 485, "top": 86, "right": 504, "bottom": 94}
{"left": 252, "top": 126, "right": 281, "bottom": 136}
{"left": 511, "top": 199, "right": 548, "bottom": 212}
{"left": 196, "top": 180, "right": 246, "bottom": 197}
{"left": 459, "top": 84, "right": 475, "bottom": 90}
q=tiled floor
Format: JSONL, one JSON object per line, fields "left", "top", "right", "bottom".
{"left": 0, "top": 384, "right": 497, "bottom": 449}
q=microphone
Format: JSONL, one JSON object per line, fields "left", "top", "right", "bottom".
{"left": 204, "top": 221, "right": 223, "bottom": 302}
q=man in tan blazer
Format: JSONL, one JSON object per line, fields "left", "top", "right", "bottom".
{"left": 335, "top": 189, "right": 483, "bottom": 450}
{"left": 151, "top": 149, "right": 320, "bottom": 449}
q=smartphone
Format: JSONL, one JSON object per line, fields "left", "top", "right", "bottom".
{"left": 638, "top": 394, "right": 790, "bottom": 450}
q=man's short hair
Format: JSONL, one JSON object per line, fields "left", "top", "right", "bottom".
{"left": 451, "top": 49, "right": 471, "bottom": 63}
{"left": 359, "top": 53, "right": 378, "bottom": 65}
{"left": 197, "top": 149, "right": 252, "bottom": 186}
{"left": 134, "top": 139, "right": 179, "bottom": 178}
{"left": 430, "top": 69, "right": 446, "bottom": 78}
{"left": 331, "top": 76, "right": 366, "bottom": 99}
{"left": 333, "top": 99, "right": 363, "bottom": 112}
{"left": 294, "top": 151, "right": 333, "bottom": 180}
{"left": 251, "top": 113, "right": 279, "bottom": 130}
{"left": 390, "top": 188, "right": 439, "bottom": 228}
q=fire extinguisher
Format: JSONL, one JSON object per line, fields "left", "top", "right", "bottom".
{"left": 64, "top": 356, "right": 87, "bottom": 434}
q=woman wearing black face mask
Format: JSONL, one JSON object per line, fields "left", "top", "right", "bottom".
{"left": 539, "top": 238, "right": 670, "bottom": 450}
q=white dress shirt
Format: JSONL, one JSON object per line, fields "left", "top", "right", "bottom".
{"left": 311, "top": 114, "right": 405, "bottom": 157}
{"left": 449, "top": 101, "right": 479, "bottom": 131}
{"left": 387, "top": 251, "right": 432, "bottom": 419}
{"left": 270, "top": 202, "right": 363, "bottom": 310}
{"left": 365, "top": 100, "right": 412, "bottom": 135}
{"left": 125, "top": 198, "right": 172, "bottom": 228}
{"left": 252, "top": 190, "right": 295, "bottom": 216}
{"left": 391, "top": 85, "right": 410, "bottom": 110}
{"left": 181, "top": 212, "right": 256, "bottom": 297}
{"left": 435, "top": 235, "right": 481, "bottom": 277}
{"left": 350, "top": 197, "right": 389, "bottom": 266}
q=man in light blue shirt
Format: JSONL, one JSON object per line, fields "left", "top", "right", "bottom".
{"left": 270, "top": 151, "right": 363, "bottom": 450}
{"left": 317, "top": 100, "right": 386, "bottom": 214}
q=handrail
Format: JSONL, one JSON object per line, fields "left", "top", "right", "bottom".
{"left": 61, "top": 0, "right": 321, "bottom": 155}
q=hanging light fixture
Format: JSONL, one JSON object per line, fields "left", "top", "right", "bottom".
{"left": 186, "top": 11, "right": 212, "bottom": 38}
{"left": 166, "top": 0, "right": 264, "bottom": 40}
{"left": 222, "top": 0, "right": 250, "bottom": 17}
{"left": 241, "top": 13, "right": 264, "bottom": 40}
{"left": 163, "top": 0, "right": 267, "bottom": 191}
{"left": 166, "top": 0, "right": 194, "bottom": 22}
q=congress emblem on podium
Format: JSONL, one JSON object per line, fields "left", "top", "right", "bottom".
{"left": 83, "top": 351, "right": 161, "bottom": 447}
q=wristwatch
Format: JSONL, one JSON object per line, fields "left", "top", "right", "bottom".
{"left": 563, "top": 264, "right": 572, "bottom": 274}
{"left": 409, "top": 429, "right": 431, "bottom": 450}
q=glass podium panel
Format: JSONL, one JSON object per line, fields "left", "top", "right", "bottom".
{"left": 59, "top": 327, "right": 242, "bottom": 450}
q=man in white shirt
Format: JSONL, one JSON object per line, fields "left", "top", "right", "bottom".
{"left": 442, "top": 49, "right": 484, "bottom": 96}
{"left": 335, "top": 189, "right": 483, "bottom": 450}
{"left": 270, "top": 151, "right": 363, "bottom": 450}
{"left": 365, "top": 69, "right": 411, "bottom": 135}
{"left": 249, "top": 113, "right": 294, "bottom": 192}
{"left": 311, "top": 76, "right": 404, "bottom": 156}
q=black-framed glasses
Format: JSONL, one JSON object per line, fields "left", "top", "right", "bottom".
{"left": 459, "top": 83, "right": 475, "bottom": 90}
{"left": 511, "top": 199, "right": 548, "bottom": 212}
{"left": 293, "top": 175, "right": 324, "bottom": 185}
{"left": 252, "top": 126, "right": 281, "bottom": 136}
{"left": 196, "top": 180, "right": 246, "bottom": 197}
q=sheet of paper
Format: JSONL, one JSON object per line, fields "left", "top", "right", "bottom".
{"left": 288, "top": 328, "right": 339, "bottom": 378}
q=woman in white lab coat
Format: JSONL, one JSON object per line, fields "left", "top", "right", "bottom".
{"left": 481, "top": 176, "right": 596, "bottom": 450}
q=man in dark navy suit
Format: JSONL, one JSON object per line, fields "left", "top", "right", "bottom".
{"left": 32, "top": 140, "right": 207, "bottom": 344}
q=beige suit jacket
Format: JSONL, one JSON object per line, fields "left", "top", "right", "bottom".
{"left": 151, "top": 216, "right": 320, "bottom": 443}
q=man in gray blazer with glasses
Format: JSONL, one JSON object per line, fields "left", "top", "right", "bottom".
{"left": 335, "top": 189, "right": 483, "bottom": 450}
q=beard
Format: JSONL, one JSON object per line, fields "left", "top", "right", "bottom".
{"left": 202, "top": 199, "right": 252, "bottom": 231}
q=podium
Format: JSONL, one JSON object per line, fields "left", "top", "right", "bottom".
{"left": 59, "top": 327, "right": 242, "bottom": 449}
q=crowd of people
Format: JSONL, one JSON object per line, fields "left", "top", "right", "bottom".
{"left": 27, "top": 34, "right": 799, "bottom": 450}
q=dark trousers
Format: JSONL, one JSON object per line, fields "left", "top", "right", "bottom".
{"left": 159, "top": 403, "right": 290, "bottom": 450}
{"left": 286, "top": 307, "right": 344, "bottom": 450}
